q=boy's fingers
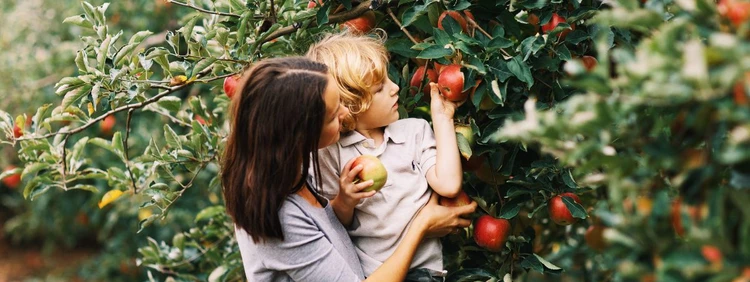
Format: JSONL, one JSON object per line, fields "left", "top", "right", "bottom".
{"left": 429, "top": 83, "right": 440, "bottom": 98}
{"left": 353, "top": 179, "right": 374, "bottom": 192}
{"left": 355, "top": 190, "right": 377, "bottom": 199}
{"left": 346, "top": 165, "right": 364, "bottom": 181}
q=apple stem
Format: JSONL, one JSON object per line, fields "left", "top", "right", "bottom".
{"left": 386, "top": 7, "right": 419, "bottom": 44}
{"left": 466, "top": 17, "right": 512, "bottom": 59}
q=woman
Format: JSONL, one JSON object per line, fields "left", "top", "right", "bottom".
{"left": 222, "top": 56, "right": 476, "bottom": 281}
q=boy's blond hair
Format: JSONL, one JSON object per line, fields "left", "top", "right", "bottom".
{"left": 306, "top": 32, "right": 389, "bottom": 132}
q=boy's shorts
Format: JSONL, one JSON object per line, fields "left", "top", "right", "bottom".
{"left": 404, "top": 268, "right": 447, "bottom": 282}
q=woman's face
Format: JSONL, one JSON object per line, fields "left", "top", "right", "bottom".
{"left": 319, "top": 75, "right": 349, "bottom": 148}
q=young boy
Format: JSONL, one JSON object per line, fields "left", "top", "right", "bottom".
{"left": 306, "top": 32, "right": 463, "bottom": 280}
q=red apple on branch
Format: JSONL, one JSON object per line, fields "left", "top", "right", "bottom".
{"left": 581, "top": 56, "right": 598, "bottom": 71}
{"left": 223, "top": 75, "right": 240, "bottom": 98}
{"left": 100, "top": 115, "right": 116, "bottom": 136}
{"left": 438, "top": 64, "right": 467, "bottom": 102}
{"left": 541, "top": 13, "right": 574, "bottom": 40}
{"left": 342, "top": 11, "right": 376, "bottom": 34}
{"left": 351, "top": 155, "right": 388, "bottom": 192}
{"left": 2, "top": 165, "right": 21, "bottom": 189}
{"left": 548, "top": 192, "right": 582, "bottom": 225}
{"left": 410, "top": 66, "right": 438, "bottom": 96}
{"left": 474, "top": 215, "right": 511, "bottom": 252}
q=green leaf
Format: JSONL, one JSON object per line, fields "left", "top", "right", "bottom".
{"left": 456, "top": 133, "right": 473, "bottom": 160}
{"left": 63, "top": 14, "right": 93, "bottom": 29}
{"left": 445, "top": 268, "right": 497, "bottom": 282}
{"left": 439, "top": 13, "right": 462, "bottom": 35}
{"left": 164, "top": 124, "right": 182, "bottom": 149}
{"left": 195, "top": 206, "right": 226, "bottom": 222}
{"left": 236, "top": 11, "right": 252, "bottom": 47}
{"left": 533, "top": 254, "right": 563, "bottom": 272}
{"left": 97, "top": 35, "right": 111, "bottom": 72}
{"left": 520, "top": 254, "right": 544, "bottom": 273}
{"left": 156, "top": 96, "right": 182, "bottom": 113}
{"left": 181, "top": 16, "right": 199, "bottom": 43}
{"left": 562, "top": 196, "right": 587, "bottom": 219}
{"left": 69, "top": 136, "right": 90, "bottom": 163}
{"left": 69, "top": 184, "right": 99, "bottom": 193}
{"left": 402, "top": 6, "right": 425, "bottom": 27}
{"left": 488, "top": 36, "right": 513, "bottom": 50}
{"left": 61, "top": 85, "right": 92, "bottom": 111}
{"left": 81, "top": 2, "right": 97, "bottom": 24}
{"left": 507, "top": 56, "right": 534, "bottom": 87}
{"left": 316, "top": 3, "right": 332, "bottom": 26}
{"left": 190, "top": 57, "right": 217, "bottom": 78}
{"left": 557, "top": 44, "right": 572, "bottom": 61}
{"left": 21, "top": 163, "right": 47, "bottom": 180}
{"left": 112, "top": 132, "right": 125, "bottom": 160}
{"left": 114, "top": 43, "right": 138, "bottom": 66}
{"left": 417, "top": 45, "right": 453, "bottom": 59}
{"left": 562, "top": 170, "right": 577, "bottom": 188}
{"left": 499, "top": 196, "right": 528, "bottom": 219}
{"left": 565, "top": 30, "right": 590, "bottom": 45}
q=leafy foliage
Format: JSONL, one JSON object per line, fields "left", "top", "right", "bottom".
{"left": 0, "top": 0, "right": 748, "bottom": 281}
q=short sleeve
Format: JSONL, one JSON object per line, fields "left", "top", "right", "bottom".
{"left": 417, "top": 119, "right": 437, "bottom": 176}
{"left": 248, "top": 204, "right": 361, "bottom": 282}
{"left": 311, "top": 145, "right": 342, "bottom": 199}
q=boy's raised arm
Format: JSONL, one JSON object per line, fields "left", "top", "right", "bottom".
{"left": 425, "top": 83, "right": 463, "bottom": 198}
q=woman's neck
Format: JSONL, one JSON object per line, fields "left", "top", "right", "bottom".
{"left": 297, "top": 184, "right": 323, "bottom": 208}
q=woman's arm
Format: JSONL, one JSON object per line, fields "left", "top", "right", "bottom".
{"left": 364, "top": 193, "right": 476, "bottom": 281}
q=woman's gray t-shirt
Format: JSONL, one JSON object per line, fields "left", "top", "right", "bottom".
{"left": 235, "top": 188, "right": 365, "bottom": 282}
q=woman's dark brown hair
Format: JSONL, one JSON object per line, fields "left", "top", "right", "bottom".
{"left": 222, "top": 57, "right": 329, "bottom": 242}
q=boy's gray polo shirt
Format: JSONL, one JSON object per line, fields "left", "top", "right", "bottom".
{"left": 315, "top": 118, "right": 442, "bottom": 276}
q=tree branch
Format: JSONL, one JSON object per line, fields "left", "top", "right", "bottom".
{"left": 466, "top": 17, "right": 512, "bottom": 59}
{"left": 167, "top": 0, "right": 241, "bottom": 18}
{"left": 20, "top": 68, "right": 225, "bottom": 141}
{"left": 386, "top": 7, "right": 418, "bottom": 44}
{"left": 261, "top": 0, "right": 373, "bottom": 44}
{"left": 124, "top": 108, "right": 139, "bottom": 194}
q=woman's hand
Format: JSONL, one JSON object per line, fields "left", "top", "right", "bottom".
{"left": 334, "top": 158, "right": 376, "bottom": 209}
{"left": 413, "top": 192, "right": 476, "bottom": 238}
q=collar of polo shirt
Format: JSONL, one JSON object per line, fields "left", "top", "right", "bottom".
{"left": 339, "top": 122, "right": 407, "bottom": 147}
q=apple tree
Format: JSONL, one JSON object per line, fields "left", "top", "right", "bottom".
{"left": 0, "top": 0, "right": 748, "bottom": 281}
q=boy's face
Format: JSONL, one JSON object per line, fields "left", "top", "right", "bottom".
{"left": 355, "top": 76, "right": 400, "bottom": 130}
{"left": 319, "top": 75, "right": 349, "bottom": 148}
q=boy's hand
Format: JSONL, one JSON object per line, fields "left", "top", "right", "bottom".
{"left": 335, "top": 158, "right": 377, "bottom": 208}
{"left": 429, "top": 82, "right": 461, "bottom": 120}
